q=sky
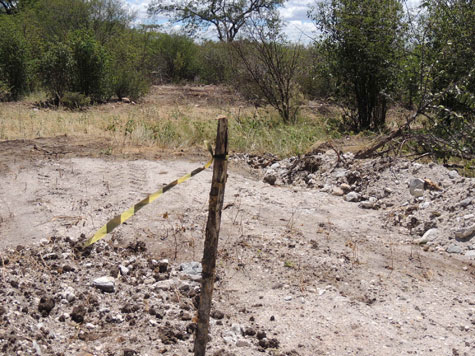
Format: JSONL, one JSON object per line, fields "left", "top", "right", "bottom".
{"left": 125, "top": 0, "right": 421, "bottom": 43}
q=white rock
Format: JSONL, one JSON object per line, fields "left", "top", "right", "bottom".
{"left": 344, "top": 192, "right": 360, "bottom": 202}
{"left": 414, "top": 229, "right": 440, "bottom": 244}
{"left": 448, "top": 170, "right": 459, "bottom": 179}
{"left": 119, "top": 265, "right": 129, "bottom": 275}
{"left": 92, "top": 276, "right": 115, "bottom": 293}
{"left": 409, "top": 178, "right": 425, "bottom": 197}
{"left": 454, "top": 225, "right": 475, "bottom": 240}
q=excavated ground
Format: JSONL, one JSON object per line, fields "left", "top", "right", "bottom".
{"left": 0, "top": 137, "right": 474, "bottom": 356}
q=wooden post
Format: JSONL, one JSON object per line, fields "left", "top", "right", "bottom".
{"left": 194, "top": 116, "right": 228, "bottom": 356}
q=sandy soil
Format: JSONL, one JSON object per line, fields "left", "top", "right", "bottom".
{"left": 0, "top": 137, "right": 474, "bottom": 356}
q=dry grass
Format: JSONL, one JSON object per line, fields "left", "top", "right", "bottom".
{"left": 0, "top": 85, "right": 336, "bottom": 157}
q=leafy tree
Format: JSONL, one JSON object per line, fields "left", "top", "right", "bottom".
{"left": 89, "top": 0, "right": 133, "bottom": 44}
{"left": 147, "top": 0, "right": 285, "bottom": 42}
{"left": 0, "top": 17, "right": 29, "bottom": 100}
{"left": 310, "top": 0, "right": 405, "bottom": 132}
{"left": 38, "top": 42, "right": 74, "bottom": 104}
{"left": 415, "top": 0, "right": 475, "bottom": 159}
{"left": 70, "top": 30, "right": 111, "bottom": 101}
{"left": 149, "top": 33, "right": 199, "bottom": 82}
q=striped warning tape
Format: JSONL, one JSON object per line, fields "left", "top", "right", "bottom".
{"left": 83, "top": 142, "right": 214, "bottom": 247}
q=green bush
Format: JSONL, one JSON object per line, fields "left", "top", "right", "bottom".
{"left": 111, "top": 68, "right": 149, "bottom": 101}
{"left": 70, "top": 30, "right": 111, "bottom": 101}
{"left": 0, "top": 18, "right": 29, "bottom": 100}
{"left": 39, "top": 42, "right": 74, "bottom": 103}
{"left": 61, "top": 91, "right": 90, "bottom": 110}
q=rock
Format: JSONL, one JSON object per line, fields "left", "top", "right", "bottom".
{"left": 236, "top": 340, "right": 250, "bottom": 347}
{"left": 459, "top": 198, "right": 472, "bottom": 208}
{"left": 158, "top": 259, "right": 169, "bottom": 273}
{"left": 122, "top": 97, "right": 131, "bottom": 103}
{"left": 409, "top": 178, "right": 425, "bottom": 197}
{"left": 123, "top": 349, "right": 138, "bottom": 356}
{"left": 332, "top": 186, "right": 345, "bottom": 196}
{"left": 118, "top": 265, "right": 129, "bottom": 276}
{"left": 344, "top": 192, "right": 360, "bottom": 202}
{"left": 263, "top": 174, "right": 277, "bottom": 185}
{"left": 332, "top": 168, "right": 347, "bottom": 178}
{"left": 244, "top": 327, "right": 256, "bottom": 336}
{"left": 454, "top": 225, "right": 475, "bottom": 240}
{"left": 465, "top": 250, "right": 475, "bottom": 258}
{"left": 448, "top": 170, "right": 459, "bottom": 179}
{"left": 340, "top": 183, "right": 351, "bottom": 192}
{"left": 92, "top": 276, "right": 115, "bottom": 293}
{"left": 211, "top": 310, "right": 225, "bottom": 320}
{"left": 71, "top": 305, "right": 86, "bottom": 323}
{"left": 414, "top": 228, "right": 440, "bottom": 244}
{"left": 257, "top": 331, "right": 267, "bottom": 340}
{"left": 446, "top": 245, "right": 463, "bottom": 254}
{"left": 284, "top": 296, "right": 292, "bottom": 301}
{"left": 179, "top": 262, "right": 202, "bottom": 280}
{"left": 38, "top": 296, "right": 55, "bottom": 317}
{"left": 359, "top": 197, "right": 378, "bottom": 209}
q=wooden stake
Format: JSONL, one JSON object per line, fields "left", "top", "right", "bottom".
{"left": 194, "top": 116, "right": 228, "bottom": 356}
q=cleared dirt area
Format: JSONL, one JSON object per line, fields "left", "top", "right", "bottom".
{"left": 0, "top": 136, "right": 474, "bottom": 356}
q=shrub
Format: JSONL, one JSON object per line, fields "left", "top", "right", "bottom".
{"left": 61, "top": 91, "right": 90, "bottom": 110}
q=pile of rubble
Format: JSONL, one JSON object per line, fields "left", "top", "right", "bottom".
{"left": 0, "top": 237, "right": 284, "bottom": 356}
{"left": 242, "top": 150, "right": 474, "bottom": 257}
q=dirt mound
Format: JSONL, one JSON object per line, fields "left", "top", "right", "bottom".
{"left": 256, "top": 151, "right": 475, "bottom": 256}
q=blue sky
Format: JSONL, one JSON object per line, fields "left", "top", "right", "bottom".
{"left": 125, "top": 0, "right": 421, "bottom": 43}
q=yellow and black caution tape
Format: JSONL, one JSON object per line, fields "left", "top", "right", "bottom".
{"left": 84, "top": 142, "right": 214, "bottom": 247}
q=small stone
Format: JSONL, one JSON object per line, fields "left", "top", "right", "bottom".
{"left": 284, "top": 296, "right": 292, "bottom": 301}
{"left": 211, "top": 310, "right": 225, "bottom": 320}
{"left": 38, "top": 296, "right": 55, "bottom": 317}
{"left": 236, "top": 340, "right": 250, "bottom": 347}
{"left": 359, "top": 197, "right": 378, "bottom": 209}
{"left": 244, "top": 327, "right": 256, "bottom": 336}
{"left": 71, "top": 305, "right": 86, "bottom": 323}
{"left": 123, "top": 349, "right": 138, "bottom": 356}
{"left": 454, "top": 225, "right": 475, "bottom": 240}
{"left": 158, "top": 259, "right": 169, "bottom": 273}
{"left": 264, "top": 174, "right": 277, "bottom": 186}
{"left": 414, "top": 228, "right": 440, "bottom": 244}
{"left": 122, "top": 97, "right": 131, "bottom": 103}
{"left": 256, "top": 331, "right": 267, "bottom": 340}
{"left": 344, "top": 192, "right": 360, "bottom": 202}
{"left": 119, "top": 265, "right": 129, "bottom": 276}
{"left": 446, "top": 245, "right": 463, "bottom": 254}
{"left": 92, "top": 276, "right": 115, "bottom": 293}
{"left": 340, "top": 183, "right": 351, "bottom": 192}
{"left": 179, "top": 262, "right": 202, "bottom": 280}
{"left": 409, "top": 178, "right": 425, "bottom": 197}
{"left": 181, "top": 312, "right": 192, "bottom": 321}
{"left": 448, "top": 170, "right": 459, "bottom": 179}
{"left": 332, "top": 186, "right": 344, "bottom": 196}
{"left": 460, "top": 198, "right": 472, "bottom": 208}
{"left": 465, "top": 250, "right": 475, "bottom": 258}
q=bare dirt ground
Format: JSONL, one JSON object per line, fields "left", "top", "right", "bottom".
{"left": 0, "top": 136, "right": 474, "bottom": 356}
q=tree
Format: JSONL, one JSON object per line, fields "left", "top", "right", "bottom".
{"left": 310, "top": 0, "right": 405, "bottom": 132}
{"left": 415, "top": 0, "right": 475, "bottom": 159}
{"left": 0, "top": 17, "right": 29, "bottom": 100}
{"left": 233, "top": 20, "right": 303, "bottom": 124}
{"left": 147, "top": 0, "right": 285, "bottom": 42}
{"left": 39, "top": 42, "right": 74, "bottom": 104}
{"left": 70, "top": 30, "right": 111, "bottom": 101}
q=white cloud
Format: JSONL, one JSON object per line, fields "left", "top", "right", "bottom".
{"left": 125, "top": 0, "right": 422, "bottom": 42}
